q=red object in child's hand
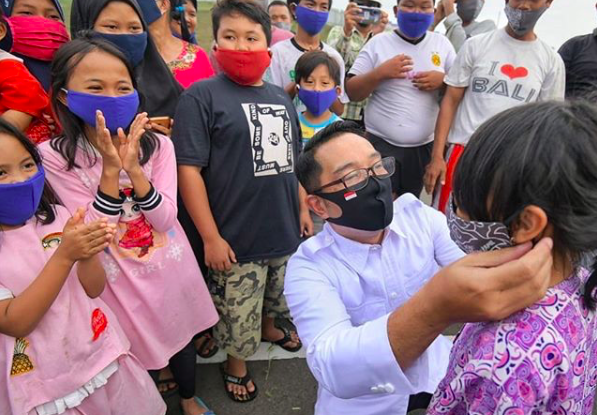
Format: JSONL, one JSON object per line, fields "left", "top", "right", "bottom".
{"left": 91, "top": 308, "right": 108, "bottom": 341}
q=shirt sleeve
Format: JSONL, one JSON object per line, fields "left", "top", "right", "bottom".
{"left": 443, "top": 37, "right": 458, "bottom": 74}
{"left": 268, "top": 45, "right": 288, "bottom": 88}
{"left": 330, "top": 49, "right": 350, "bottom": 104}
{"left": 538, "top": 53, "right": 566, "bottom": 101}
{"left": 443, "top": 12, "right": 468, "bottom": 53}
{"left": 348, "top": 39, "right": 375, "bottom": 77}
{"left": 171, "top": 89, "right": 212, "bottom": 167}
{"left": 40, "top": 144, "right": 123, "bottom": 225}
{"left": 285, "top": 254, "right": 421, "bottom": 399}
{"left": 424, "top": 205, "right": 465, "bottom": 267}
{"left": 444, "top": 37, "right": 476, "bottom": 88}
{"left": 0, "top": 60, "right": 49, "bottom": 117}
{"left": 139, "top": 135, "right": 178, "bottom": 232}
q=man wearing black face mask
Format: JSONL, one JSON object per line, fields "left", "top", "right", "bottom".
{"left": 284, "top": 121, "right": 555, "bottom": 415}
{"left": 432, "top": 0, "right": 495, "bottom": 52}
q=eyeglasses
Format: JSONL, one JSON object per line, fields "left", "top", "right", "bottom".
{"left": 314, "top": 157, "right": 395, "bottom": 193}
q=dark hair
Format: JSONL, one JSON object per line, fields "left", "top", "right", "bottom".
{"left": 268, "top": 0, "right": 292, "bottom": 13}
{"left": 453, "top": 100, "right": 597, "bottom": 309}
{"left": 288, "top": 0, "right": 334, "bottom": 10}
{"left": 295, "top": 50, "right": 341, "bottom": 86}
{"left": 296, "top": 121, "right": 367, "bottom": 193}
{"left": 0, "top": 119, "right": 60, "bottom": 226}
{"left": 50, "top": 34, "right": 159, "bottom": 171}
{"left": 212, "top": 0, "right": 272, "bottom": 47}
{"left": 170, "top": 0, "right": 192, "bottom": 42}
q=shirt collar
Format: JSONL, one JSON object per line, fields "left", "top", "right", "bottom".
{"left": 322, "top": 216, "right": 406, "bottom": 274}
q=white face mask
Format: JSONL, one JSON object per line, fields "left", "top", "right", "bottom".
{"left": 273, "top": 21, "right": 292, "bottom": 31}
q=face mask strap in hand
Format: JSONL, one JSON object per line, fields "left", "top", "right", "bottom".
{"left": 0, "top": 166, "right": 45, "bottom": 226}
{"left": 446, "top": 195, "right": 524, "bottom": 254}
{"left": 7, "top": 16, "right": 70, "bottom": 61}
{"left": 295, "top": 6, "right": 329, "bottom": 35}
{"left": 504, "top": 3, "right": 547, "bottom": 37}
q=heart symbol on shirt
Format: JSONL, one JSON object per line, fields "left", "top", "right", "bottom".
{"left": 501, "top": 64, "right": 528, "bottom": 80}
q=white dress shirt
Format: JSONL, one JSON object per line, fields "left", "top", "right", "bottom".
{"left": 285, "top": 194, "right": 465, "bottom": 415}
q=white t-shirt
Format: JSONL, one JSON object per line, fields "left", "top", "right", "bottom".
{"left": 446, "top": 27, "right": 566, "bottom": 145}
{"left": 349, "top": 31, "right": 456, "bottom": 147}
{"left": 267, "top": 38, "right": 349, "bottom": 113}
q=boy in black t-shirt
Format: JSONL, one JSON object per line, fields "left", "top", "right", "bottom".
{"left": 172, "top": 0, "right": 312, "bottom": 403}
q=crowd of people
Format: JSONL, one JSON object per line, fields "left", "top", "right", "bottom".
{"left": 0, "top": 0, "right": 596, "bottom": 414}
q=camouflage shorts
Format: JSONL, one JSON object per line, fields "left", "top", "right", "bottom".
{"left": 208, "top": 255, "right": 292, "bottom": 359}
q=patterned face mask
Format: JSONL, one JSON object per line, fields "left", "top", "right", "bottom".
{"left": 445, "top": 195, "right": 515, "bottom": 254}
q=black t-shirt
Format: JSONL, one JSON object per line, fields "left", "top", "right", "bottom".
{"left": 558, "top": 30, "right": 597, "bottom": 99}
{"left": 172, "top": 74, "right": 302, "bottom": 262}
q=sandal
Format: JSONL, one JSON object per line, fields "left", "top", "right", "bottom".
{"left": 155, "top": 377, "right": 179, "bottom": 398}
{"left": 195, "top": 331, "right": 219, "bottom": 359}
{"left": 180, "top": 396, "right": 216, "bottom": 415}
{"left": 220, "top": 363, "right": 258, "bottom": 403}
{"left": 264, "top": 322, "right": 303, "bottom": 353}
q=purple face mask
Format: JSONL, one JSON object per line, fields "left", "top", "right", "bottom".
{"left": 445, "top": 195, "right": 513, "bottom": 254}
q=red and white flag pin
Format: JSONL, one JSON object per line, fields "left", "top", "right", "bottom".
{"left": 344, "top": 191, "right": 357, "bottom": 201}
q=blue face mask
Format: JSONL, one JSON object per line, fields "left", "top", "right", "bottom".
{"left": 63, "top": 89, "right": 140, "bottom": 134}
{"left": 0, "top": 166, "right": 45, "bottom": 226}
{"left": 396, "top": 10, "right": 434, "bottom": 39}
{"left": 95, "top": 32, "right": 148, "bottom": 67}
{"left": 295, "top": 5, "right": 329, "bottom": 36}
{"left": 298, "top": 87, "right": 337, "bottom": 116}
{"left": 137, "top": 0, "right": 163, "bottom": 25}
{"left": 172, "top": 30, "right": 198, "bottom": 44}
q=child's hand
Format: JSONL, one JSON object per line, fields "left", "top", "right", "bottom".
{"left": 118, "top": 113, "right": 149, "bottom": 174}
{"left": 56, "top": 208, "right": 116, "bottom": 263}
{"left": 204, "top": 236, "right": 237, "bottom": 272}
{"left": 95, "top": 111, "right": 123, "bottom": 173}
{"left": 412, "top": 71, "right": 445, "bottom": 91}
{"left": 375, "top": 54, "right": 414, "bottom": 81}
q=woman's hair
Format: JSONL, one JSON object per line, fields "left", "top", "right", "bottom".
{"left": 453, "top": 100, "right": 597, "bottom": 309}
{"left": 0, "top": 119, "right": 60, "bottom": 225}
{"left": 170, "top": 0, "right": 192, "bottom": 42}
{"left": 50, "top": 34, "right": 159, "bottom": 171}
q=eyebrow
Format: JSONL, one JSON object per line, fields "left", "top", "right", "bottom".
{"left": 333, "top": 151, "right": 382, "bottom": 175}
{"left": 0, "top": 156, "right": 33, "bottom": 169}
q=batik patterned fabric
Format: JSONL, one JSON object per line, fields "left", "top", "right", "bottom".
{"left": 428, "top": 267, "right": 597, "bottom": 415}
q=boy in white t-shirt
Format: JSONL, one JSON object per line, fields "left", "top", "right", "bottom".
{"left": 424, "top": 0, "right": 565, "bottom": 213}
{"left": 346, "top": 0, "right": 456, "bottom": 198}
{"left": 267, "top": 0, "right": 348, "bottom": 115}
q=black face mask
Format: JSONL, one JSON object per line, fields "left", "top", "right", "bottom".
{"left": 315, "top": 176, "right": 394, "bottom": 231}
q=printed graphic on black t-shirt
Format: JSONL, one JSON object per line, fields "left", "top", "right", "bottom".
{"left": 242, "top": 103, "right": 294, "bottom": 177}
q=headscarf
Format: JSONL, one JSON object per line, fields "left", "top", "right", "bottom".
{"left": 1, "top": 0, "right": 65, "bottom": 90}
{"left": 70, "top": 0, "right": 183, "bottom": 118}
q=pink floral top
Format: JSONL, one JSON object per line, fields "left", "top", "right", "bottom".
{"left": 167, "top": 41, "right": 214, "bottom": 89}
{"left": 428, "top": 268, "right": 597, "bottom": 415}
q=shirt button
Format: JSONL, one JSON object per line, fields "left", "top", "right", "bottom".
{"left": 390, "top": 292, "right": 398, "bottom": 300}
{"left": 384, "top": 383, "right": 395, "bottom": 393}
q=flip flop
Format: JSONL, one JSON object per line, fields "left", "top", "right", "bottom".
{"left": 195, "top": 332, "right": 219, "bottom": 359}
{"left": 263, "top": 320, "right": 302, "bottom": 353}
{"left": 220, "top": 363, "right": 258, "bottom": 403}
{"left": 155, "top": 377, "right": 179, "bottom": 398}
{"left": 181, "top": 397, "right": 216, "bottom": 415}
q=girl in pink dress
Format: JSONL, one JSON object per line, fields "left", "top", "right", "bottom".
{"left": 428, "top": 100, "right": 597, "bottom": 415}
{"left": 40, "top": 36, "right": 218, "bottom": 415}
{"left": 0, "top": 119, "right": 165, "bottom": 415}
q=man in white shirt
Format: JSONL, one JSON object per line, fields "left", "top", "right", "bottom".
{"left": 432, "top": 0, "right": 496, "bottom": 52}
{"left": 285, "top": 121, "right": 555, "bottom": 415}
{"left": 424, "top": 0, "right": 564, "bottom": 213}
{"left": 346, "top": 0, "right": 456, "bottom": 198}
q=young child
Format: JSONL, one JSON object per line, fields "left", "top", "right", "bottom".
{"left": 424, "top": 0, "right": 564, "bottom": 213}
{"left": 295, "top": 51, "right": 342, "bottom": 146}
{"left": 0, "top": 8, "right": 56, "bottom": 143}
{"left": 428, "top": 100, "right": 597, "bottom": 414}
{"left": 0, "top": 119, "right": 165, "bottom": 415}
{"left": 39, "top": 37, "right": 218, "bottom": 415}
{"left": 267, "top": 0, "right": 348, "bottom": 115}
{"left": 172, "top": 0, "right": 311, "bottom": 403}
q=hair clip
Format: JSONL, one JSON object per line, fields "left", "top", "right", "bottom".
{"left": 175, "top": 5, "right": 185, "bottom": 12}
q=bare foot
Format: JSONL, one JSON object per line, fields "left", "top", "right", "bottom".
{"left": 157, "top": 366, "right": 177, "bottom": 393}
